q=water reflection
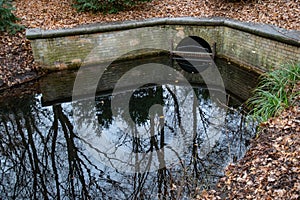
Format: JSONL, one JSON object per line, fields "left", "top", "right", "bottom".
{"left": 0, "top": 88, "right": 255, "bottom": 199}
{"left": 0, "top": 57, "right": 258, "bottom": 199}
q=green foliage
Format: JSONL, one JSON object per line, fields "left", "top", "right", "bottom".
{"left": 0, "top": 0, "right": 24, "bottom": 34}
{"left": 247, "top": 63, "right": 300, "bottom": 122}
{"left": 73, "top": 0, "right": 151, "bottom": 14}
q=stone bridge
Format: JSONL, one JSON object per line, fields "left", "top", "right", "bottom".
{"left": 26, "top": 17, "right": 300, "bottom": 72}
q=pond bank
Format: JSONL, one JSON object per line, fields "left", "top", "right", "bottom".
{"left": 195, "top": 65, "right": 300, "bottom": 199}
{"left": 2, "top": 0, "right": 300, "bottom": 90}
{"left": 0, "top": 31, "right": 43, "bottom": 92}
{"left": 196, "top": 101, "right": 300, "bottom": 199}
{"left": 1, "top": 0, "right": 300, "bottom": 198}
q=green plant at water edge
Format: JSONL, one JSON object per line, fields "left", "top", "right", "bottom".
{"left": 247, "top": 62, "right": 300, "bottom": 122}
{"left": 73, "top": 0, "right": 152, "bottom": 14}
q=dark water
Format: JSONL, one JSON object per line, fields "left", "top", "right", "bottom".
{"left": 0, "top": 56, "right": 259, "bottom": 199}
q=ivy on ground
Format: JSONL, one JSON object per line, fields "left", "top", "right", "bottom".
{"left": 73, "top": 0, "right": 152, "bottom": 14}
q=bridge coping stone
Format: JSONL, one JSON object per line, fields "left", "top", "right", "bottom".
{"left": 26, "top": 17, "right": 300, "bottom": 47}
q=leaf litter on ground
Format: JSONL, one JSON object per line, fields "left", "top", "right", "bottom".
{"left": 0, "top": 1, "right": 299, "bottom": 198}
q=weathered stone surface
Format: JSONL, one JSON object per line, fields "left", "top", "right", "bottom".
{"left": 26, "top": 17, "right": 300, "bottom": 72}
{"left": 220, "top": 26, "right": 300, "bottom": 71}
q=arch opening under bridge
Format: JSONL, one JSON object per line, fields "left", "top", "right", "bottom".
{"left": 173, "top": 36, "right": 214, "bottom": 73}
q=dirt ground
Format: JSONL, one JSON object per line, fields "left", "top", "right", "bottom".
{"left": 196, "top": 102, "right": 300, "bottom": 199}
{"left": 0, "top": 0, "right": 299, "bottom": 199}
{"left": 1, "top": 0, "right": 299, "bottom": 89}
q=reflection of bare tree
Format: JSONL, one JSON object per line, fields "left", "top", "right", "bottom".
{"left": 53, "top": 105, "right": 90, "bottom": 199}
{"left": 0, "top": 83, "right": 255, "bottom": 199}
{"left": 0, "top": 95, "right": 52, "bottom": 199}
{"left": 0, "top": 95, "right": 128, "bottom": 199}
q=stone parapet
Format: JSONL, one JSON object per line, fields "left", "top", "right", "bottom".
{"left": 26, "top": 17, "right": 300, "bottom": 72}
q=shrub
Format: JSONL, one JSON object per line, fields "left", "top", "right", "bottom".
{"left": 73, "top": 0, "right": 152, "bottom": 14}
{"left": 0, "top": 0, "right": 24, "bottom": 34}
{"left": 247, "top": 63, "right": 300, "bottom": 122}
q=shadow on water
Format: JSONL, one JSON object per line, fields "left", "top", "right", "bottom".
{"left": 0, "top": 56, "right": 259, "bottom": 199}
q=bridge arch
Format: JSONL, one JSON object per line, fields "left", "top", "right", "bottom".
{"left": 173, "top": 36, "right": 214, "bottom": 73}
{"left": 175, "top": 36, "right": 212, "bottom": 54}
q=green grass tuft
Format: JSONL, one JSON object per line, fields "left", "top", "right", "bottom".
{"left": 247, "top": 62, "right": 300, "bottom": 122}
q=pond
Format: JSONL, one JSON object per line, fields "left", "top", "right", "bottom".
{"left": 0, "top": 56, "right": 259, "bottom": 199}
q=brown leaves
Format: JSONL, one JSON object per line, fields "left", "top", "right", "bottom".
{"left": 3, "top": 0, "right": 297, "bottom": 91}
{"left": 0, "top": 0, "right": 298, "bottom": 198}
{"left": 0, "top": 31, "right": 41, "bottom": 90}
{"left": 3, "top": 0, "right": 297, "bottom": 90}
{"left": 12, "top": 0, "right": 300, "bottom": 31}
{"left": 3, "top": 0, "right": 298, "bottom": 89}
{"left": 196, "top": 105, "right": 300, "bottom": 199}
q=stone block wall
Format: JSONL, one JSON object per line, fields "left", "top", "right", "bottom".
{"left": 30, "top": 26, "right": 172, "bottom": 71}
{"left": 168, "top": 25, "right": 222, "bottom": 51}
{"left": 27, "top": 18, "right": 300, "bottom": 72}
{"left": 220, "top": 27, "right": 300, "bottom": 71}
